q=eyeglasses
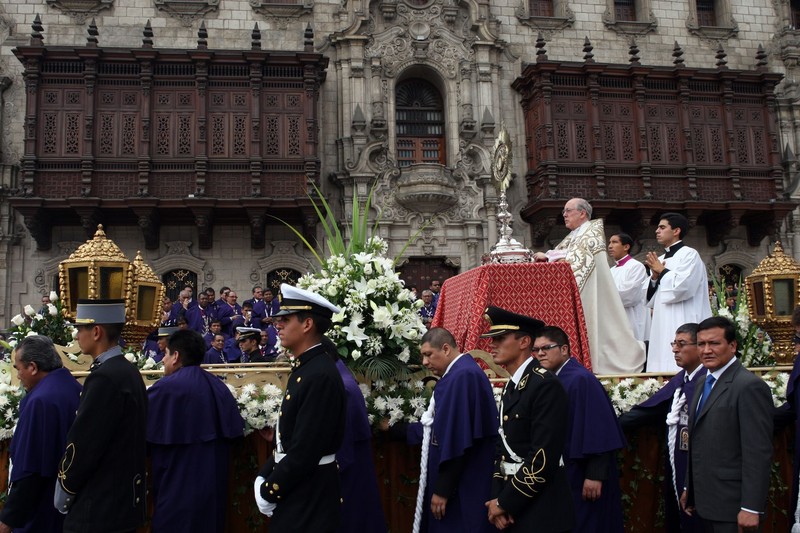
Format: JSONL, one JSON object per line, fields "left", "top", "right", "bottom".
{"left": 670, "top": 341, "right": 697, "bottom": 348}
{"left": 562, "top": 208, "right": 579, "bottom": 215}
{"left": 532, "top": 343, "right": 562, "bottom": 353}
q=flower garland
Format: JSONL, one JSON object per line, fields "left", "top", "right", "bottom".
{"left": 365, "top": 378, "right": 431, "bottom": 427}
{"left": 601, "top": 377, "right": 667, "bottom": 416}
{"left": 0, "top": 361, "right": 24, "bottom": 440}
{"left": 296, "top": 236, "right": 427, "bottom": 381}
{"left": 230, "top": 382, "right": 283, "bottom": 435}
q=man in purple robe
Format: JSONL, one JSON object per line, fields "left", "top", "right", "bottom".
{"left": 203, "top": 334, "right": 227, "bottom": 365}
{"left": 0, "top": 335, "right": 81, "bottom": 533}
{"left": 147, "top": 329, "right": 244, "bottom": 532}
{"left": 619, "top": 323, "right": 703, "bottom": 533}
{"left": 334, "top": 354, "right": 387, "bottom": 533}
{"left": 216, "top": 291, "right": 242, "bottom": 337}
{"left": 406, "top": 327, "right": 498, "bottom": 533}
{"left": 534, "top": 325, "right": 625, "bottom": 533}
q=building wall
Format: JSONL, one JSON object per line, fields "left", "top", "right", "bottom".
{"left": 0, "top": 0, "right": 795, "bottom": 322}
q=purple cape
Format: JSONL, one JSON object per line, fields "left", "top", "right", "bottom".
{"left": 558, "top": 357, "right": 625, "bottom": 533}
{"left": 336, "top": 360, "right": 387, "bottom": 533}
{"left": 410, "top": 354, "right": 498, "bottom": 533}
{"left": 10, "top": 367, "right": 81, "bottom": 533}
{"left": 147, "top": 365, "right": 244, "bottom": 532}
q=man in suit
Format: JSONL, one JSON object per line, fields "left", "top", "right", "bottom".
{"left": 54, "top": 299, "right": 147, "bottom": 533}
{"left": 619, "top": 323, "right": 704, "bottom": 533}
{"left": 254, "top": 284, "right": 346, "bottom": 533}
{"left": 680, "top": 316, "right": 773, "bottom": 532}
{"left": 482, "top": 306, "right": 574, "bottom": 532}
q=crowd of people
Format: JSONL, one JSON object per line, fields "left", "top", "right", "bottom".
{"left": 0, "top": 198, "right": 791, "bottom": 533}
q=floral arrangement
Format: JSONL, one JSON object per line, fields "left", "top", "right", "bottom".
{"left": 230, "top": 382, "right": 284, "bottom": 435}
{"left": 601, "top": 377, "right": 667, "bottom": 416}
{"left": 709, "top": 274, "right": 774, "bottom": 367}
{"left": 278, "top": 182, "right": 427, "bottom": 381}
{"left": 0, "top": 361, "right": 25, "bottom": 440}
{"left": 297, "top": 237, "right": 426, "bottom": 380}
{"left": 761, "top": 371, "right": 789, "bottom": 407}
{"left": 364, "top": 378, "right": 431, "bottom": 426}
{"left": 6, "top": 291, "right": 76, "bottom": 350}
{"left": 123, "top": 345, "right": 162, "bottom": 374}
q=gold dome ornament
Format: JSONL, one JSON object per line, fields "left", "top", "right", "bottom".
{"left": 58, "top": 225, "right": 164, "bottom": 346}
{"left": 745, "top": 241, "right": 800, "bottom": 364}
{"left": 124, "top": 251, "right": 167, "bottom": 346}
{"left": 59, "top": 225, "right": 132, "bottom": 318}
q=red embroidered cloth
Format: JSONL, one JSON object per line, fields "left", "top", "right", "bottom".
{"left": 431, "top": 262, "right": 592, "bottom": 371}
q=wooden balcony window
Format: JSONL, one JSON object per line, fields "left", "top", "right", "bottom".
{"left": 397, "top": 138, "right": 445, "bottom": 167}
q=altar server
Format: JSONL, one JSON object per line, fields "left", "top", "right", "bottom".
{"left": 644, "top": 213, "right": 712, "bottom": 372}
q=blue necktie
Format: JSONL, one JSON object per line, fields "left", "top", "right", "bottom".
{"left": 696, "top": 375, "right": 716, "bottom": 414}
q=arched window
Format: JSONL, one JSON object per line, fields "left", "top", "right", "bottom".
{"left": 395, "top": 79, "right": 445, "bottom": 167}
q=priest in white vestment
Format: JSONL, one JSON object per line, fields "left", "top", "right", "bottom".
{"left": 643, "top": 213, "right": 712, "bottom": 373}
{"left": 608, "top": 233, "right": 648, "bottom": 341}
{"left": 534, "top": 198, "right": 646, "bottom": 374}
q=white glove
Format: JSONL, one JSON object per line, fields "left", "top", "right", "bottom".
{"left": 254, "top": 476, "right": 277, "bottom": 516}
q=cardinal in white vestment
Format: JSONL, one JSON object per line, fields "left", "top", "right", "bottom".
{"left": 535, "top": 198, "right": 646, "bottom": 374}
{"left": 643, "top": 213, "right": 712, "bottom": 373}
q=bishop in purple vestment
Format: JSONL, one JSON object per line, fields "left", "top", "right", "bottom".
{"left": 147, "top": 330, "right": 244, "bottom": 533}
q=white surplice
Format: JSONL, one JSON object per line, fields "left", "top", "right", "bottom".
{"left": 551, "top": 219, "right": 646, "bottom": 374}
{"left": 644, "top": 243, "right": 712, "bottom": 373}
{"left": 610, "top": 255, "right": 648, "bottom": 341}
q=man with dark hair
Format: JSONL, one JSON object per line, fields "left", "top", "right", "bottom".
{"left": 620, "top": 323, "right": 703, "bottom": 533}
{"left": 644, "top": 212, "right": 712, "bottom": 372}
{"left": 238, "top": 327, "right": 270, "bottom": 362}
{"left": 204, "top": 333, "right": 228, "bottom": 365}
{"left": 533, "top": 325, "right": 625, "bottom": 533}
{"left": 608, "top": 232, "right": 647, "bottom": 341}
{"left": 482, "top": 306, "right": 574, "bottom": 532}
{"left": 147, "top": 329, "right": 244, "bottom": 532}
{"left": 217, "top": 290, "right": 242, "bottom": 337}
{"left": 404, "top": 327, "right": 497, "bottom": 533}
{"left": 196, "top": 292, "right": 213, "bottom": 335}
{"left": 55, "top": 299, "right": 147, "bottom": 533}
{"left": 430, "top": 280, "right": 442, "bottom": 306}
{"left": 680, "top": 316, "right": 773, "bottom": 532}
{"left": 203, "top": 319, "right": 226, "bottom": 350}
{"left": 0, "top": 335, "right": 81, "bottom": 533}
{"left": 254, "top": 284, "right": 346, "bottom": 532}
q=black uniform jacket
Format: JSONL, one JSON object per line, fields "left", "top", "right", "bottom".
{"left": 258, "top": 343, "right": 346, "bottom": 533}
{"left": 58, "top": 353, "right": 148, "bottom": 533}
{"left": 492, "top": 358, "right": 575, "bottom": 532}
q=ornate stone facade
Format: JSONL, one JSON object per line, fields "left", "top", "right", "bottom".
{"left": 0, "top": 0, "right": 796, "bottom": 323}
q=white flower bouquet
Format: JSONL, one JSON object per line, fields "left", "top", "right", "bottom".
{"left": 602, "top": 377, "right": 666, "bottom": 416}
{"left": 231, "top": 383, "right": 283, "bottom": 435}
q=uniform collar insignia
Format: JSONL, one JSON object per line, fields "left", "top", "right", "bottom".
{"left": 518, "top": 374, "right": 529, "bottom": 390}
